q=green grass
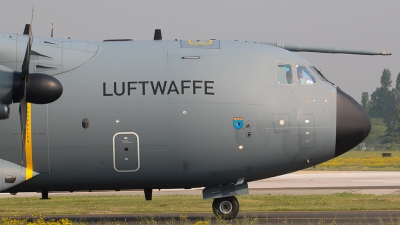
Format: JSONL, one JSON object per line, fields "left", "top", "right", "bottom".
{"left": 307, "top": 150, "right": 400, "bottom": 171}
{"left": 3, "top": 215, "right": 400, "bottom": 225}
{"left": 3, "top": 194, "right": 400, "bottom": 224}
{"left": 1, "top": 193, "right": 400, "bottom": 216}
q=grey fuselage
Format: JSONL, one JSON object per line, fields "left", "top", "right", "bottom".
{"left": 0, "top": 34, "right": 367, "bottom": 192}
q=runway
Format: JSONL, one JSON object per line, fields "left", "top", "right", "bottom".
{"left": 249, "top": 170, "right": 400, "bottom": 195}
{"left": 14, "top": 211, "right": 400, "bottom": 224}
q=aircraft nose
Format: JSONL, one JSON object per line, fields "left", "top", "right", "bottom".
{"left": 335, "top": 88, "right": 371, "bottom": 156}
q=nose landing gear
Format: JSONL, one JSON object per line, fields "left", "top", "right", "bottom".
{"left": 212, "top": 196, "right": 239, "bottom": 220}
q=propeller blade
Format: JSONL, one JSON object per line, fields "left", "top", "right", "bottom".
{"left": 20, "top": 6, "right": 34, "bottom": 164}
{"left": 20, "top": 36, "right": 32, "bottom": 78}
{"left": 19, "top": 97, "right": 27, "bottom": 146}
{"left": 21, "top": 7, "right": 34, "bottom": 78}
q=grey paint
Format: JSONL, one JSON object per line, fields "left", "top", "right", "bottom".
{"left": 0, "top": 66, "right": 14, "bottom": 105}
{"left": 0, "top": 159, "right": 39, "bottom": 192}
{"left": 0, "top": 34, "right": 338, "bottom": 192}
{"left": 203, "top": 182, "right": 249, "bottom": 200}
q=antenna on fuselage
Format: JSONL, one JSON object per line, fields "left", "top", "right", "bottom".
{"left": 23, "top": 24, "right": 30, "bottom": 35}
{"left": 154, "top": 29, "right": 162, "bottom": 40}
{"left": 51, "top": 21, "right": 54, "bottom": 38}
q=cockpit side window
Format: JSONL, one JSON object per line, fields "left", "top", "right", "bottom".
{"left": 296, "top": 65, "right": 316, "bottom": 85}
{"left": 277, "top": 64, "right": 293, "bottom": 85}
{"left": 310, "top": 66, "right": 335, "bottom": 85}
{"left": 310, "top": 66, "right": 326, "bottom": 81}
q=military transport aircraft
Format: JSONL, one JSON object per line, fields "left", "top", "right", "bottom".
{"left": 0, "top": 12, "right": 390, "bottom": 219}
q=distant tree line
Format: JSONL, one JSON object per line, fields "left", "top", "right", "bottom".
{"left": 361, "top": 69, "right": 400, "bottom": 148}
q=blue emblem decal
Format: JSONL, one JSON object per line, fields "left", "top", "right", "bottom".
{"left": 233, "top": 117, "right": 244, "bottom": 130}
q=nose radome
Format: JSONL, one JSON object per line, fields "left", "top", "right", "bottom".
{"left": 335, "top": 88, "right": 371, "bottom": 157}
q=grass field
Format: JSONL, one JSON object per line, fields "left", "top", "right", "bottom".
{"left": 2, "top": 194, "right": 400, "bottom": 224}
{"left": 1, "top": 193, "right": 400, "bottom": 216}
{"left": 307, "top": 150, "right": 400, "bottom": 171}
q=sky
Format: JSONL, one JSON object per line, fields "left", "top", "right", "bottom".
{"left": 0, "top": 0, "right": 399, "bottom": 102}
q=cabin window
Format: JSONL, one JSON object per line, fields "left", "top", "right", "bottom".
{"left": 296, "top": 65, "right": 316, "bottom": 85}
{"left": 82, "top": 118, "right": 89, "bottom": 129}
{"left": 277, "top": 64, "right": 293, "bottom": 84}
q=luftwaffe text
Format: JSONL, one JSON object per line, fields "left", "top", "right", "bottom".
{"left": 103, "top": 80, "right": 214, "bottom": 96}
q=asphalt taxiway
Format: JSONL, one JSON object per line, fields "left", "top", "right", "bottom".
{"left": 14, "top": 211, "right": 400, "bottom": 224}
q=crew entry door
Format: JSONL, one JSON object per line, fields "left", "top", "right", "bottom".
{"left": 113, "top": 132, "right": 140, "bottom": 172}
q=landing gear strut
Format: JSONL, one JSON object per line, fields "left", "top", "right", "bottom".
{"left": 41, "top": 191, "right": 50, "bottom": 200}
{"left": 212, "top": 196, "right": 239, "bottom": 220}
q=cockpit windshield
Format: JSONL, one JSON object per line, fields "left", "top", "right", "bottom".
{"left": 310, "top": 66, "right": 335, "bottom": 85}
{"left": 296, "top": 65, "right": 316, "bottom": 85}
{"left": 277, "top": 64, "right": 293, "bottom": 84}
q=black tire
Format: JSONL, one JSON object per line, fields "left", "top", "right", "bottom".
{"left": 212, "top": 196, "right": 239, "bottom": 220}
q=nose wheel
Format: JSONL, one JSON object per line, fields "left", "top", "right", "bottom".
{"left": 212, "top": 196, "right": 239, "bottom": 220}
